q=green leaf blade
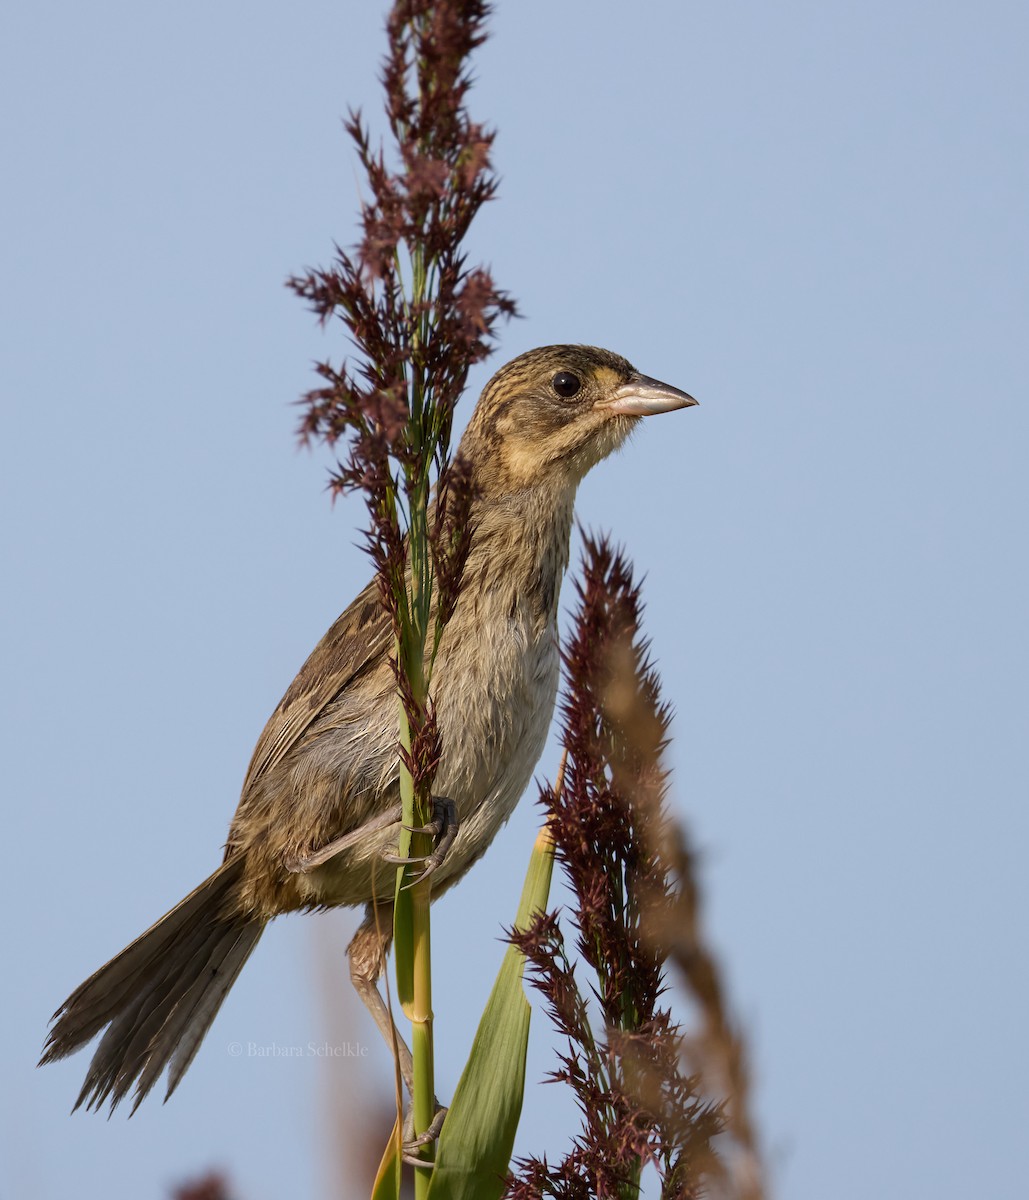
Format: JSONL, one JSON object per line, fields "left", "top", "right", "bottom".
{"left": 426, "top": 825, "right": 555, "bottom": 1200}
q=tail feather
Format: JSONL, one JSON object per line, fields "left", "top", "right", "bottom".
{"left": 41, "top": 858, "right": 263, "bottom": 1113}
{"left": 43, "top": 861, "right": 244, "bottom": 1052}
{"left": 163, "top": 925, "right": 258, "bottom": 1098}
{"left": 81, "top": 920, "right": 225, "bottom": 1112}
{"left": 128, "top": 921, "right": 253, "bottom": 1107}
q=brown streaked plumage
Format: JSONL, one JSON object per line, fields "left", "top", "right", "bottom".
{"left": 40, "top": 344, "right": 697, "bottom": 1113}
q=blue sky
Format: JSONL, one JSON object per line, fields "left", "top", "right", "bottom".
{"left": 3, "top": 2, "right": 1028, "bottom": 1198}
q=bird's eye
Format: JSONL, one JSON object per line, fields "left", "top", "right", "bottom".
{"left": 552, "top": 371, "right": 582, "bottom": 398}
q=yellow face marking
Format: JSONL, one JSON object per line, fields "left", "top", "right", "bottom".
{"left": 592, "top": 366, "right": 623, "bottom": 394}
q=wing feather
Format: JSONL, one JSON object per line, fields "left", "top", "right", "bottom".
{"left": 239, "top": 580, "right": 392, "bottom": 796}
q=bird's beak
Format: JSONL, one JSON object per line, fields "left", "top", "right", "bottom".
{"left": 598, "top": 373, "right": 699, "bottom": 417}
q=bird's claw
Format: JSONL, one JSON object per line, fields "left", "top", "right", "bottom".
{"left": 381, "top": 796, "right": 458, "bottom": 887}
{"left": 402, "top": 821, "right": 438, "bottom": 836}
{"left": 402, "top": 794, "right": 456, "bottom": 840}
{"left": 401, "top": 1104, "right": 448, "bottom": 1167}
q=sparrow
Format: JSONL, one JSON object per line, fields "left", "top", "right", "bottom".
{"left": 41, "top": 344, "right": 697, "bottom": 1113}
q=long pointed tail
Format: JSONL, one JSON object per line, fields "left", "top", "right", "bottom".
{"left": 40, "top": 857, "right": 263, "bottom": 1113}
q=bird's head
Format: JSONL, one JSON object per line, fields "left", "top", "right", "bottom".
{"left": 459, "top": 345, "right": 697, "bottom": 497}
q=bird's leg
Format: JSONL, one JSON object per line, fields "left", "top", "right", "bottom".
{"left": 347, "top": 910, "right": 414, "bottom": 1094}
{"left": 284, "top": 803, "right": 404, "bottom": 873}
{"left": 347, "top": 908, "right": 447, "bottom": 1157}
{"left": 381, "top": 795, "right": 459, "bottom": 886}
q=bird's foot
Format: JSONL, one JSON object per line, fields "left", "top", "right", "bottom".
{"left": 401, "top": 1103, "right": 448, "bottom": 1167}
{"left": 381, "top": 796, "right": 458, "bottom": 887}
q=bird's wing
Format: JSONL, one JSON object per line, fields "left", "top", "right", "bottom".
{"left": 239, "top": 578, "right": 392, "bottom": 796}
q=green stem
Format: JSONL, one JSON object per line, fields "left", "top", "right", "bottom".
{"left": 392, "top": 151, "right": 447, "bottom": 1196}
{"left": 395, "top": 288, "right": 437, "bottom": 1186}
{"left": 409, "top": 870, "right": 434, "bottom": 1198}
{"left": 395, "top": 694, "right": 435, "bottom": 1195}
